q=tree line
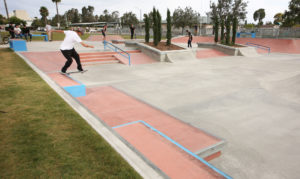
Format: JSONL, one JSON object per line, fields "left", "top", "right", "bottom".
{"left": 32, "top": 6, "right": 140, "bottom": 28}
{"left": 210, "top": 0, "right": 248, "bottom": 45}
{"left": 251, "top": 0, "right": 300, "bottom": 28}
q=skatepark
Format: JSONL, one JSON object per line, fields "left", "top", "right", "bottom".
{"left": 15, "top": 35, "right": 300, "bottom": 179}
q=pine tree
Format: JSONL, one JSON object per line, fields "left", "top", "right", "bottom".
{"left": 225, "top": 15, "right": 231, "bottom": 45}
{"left": 231, "top": 17, "right": 237, "bottom": 44}
{"left": 166, "top": 9, "right": 172, "bottom": 46}
{"left": 144, "top": 14, "right": 150, "bottom": 43}
{"left": 157, "top": 10, "right": 162, "bottom": 42}
{"left": 152, "top": 8, "right": 158, "bottom": 46}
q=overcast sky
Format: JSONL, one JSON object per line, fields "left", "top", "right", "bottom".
{"left": 0, "top": 0, "right": 289, "bottom": 23}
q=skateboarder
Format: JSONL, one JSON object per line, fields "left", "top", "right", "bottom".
{"left": 51, "top": 29, "right": 94, "bottom": 74}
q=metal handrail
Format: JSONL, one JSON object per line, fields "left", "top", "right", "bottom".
{"left": 103, "top": 40, "right": 131, "bottom": 65}
{"left": 245, "top": 42, "right": 270, "bottom": 54}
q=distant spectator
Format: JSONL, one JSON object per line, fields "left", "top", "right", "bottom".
{"left": 186, "top": 30, "right": 193, "bottom": 48}
{"left": 8, "top": 24, "right": 15, "bottom": 39}
{"left": 22, "top": 25, "right": 32, "bottom": 42}
{"left": 130, "top": 24, "right": 135, "bottom": 39}
{"left": 80, "top": 27, "right": 85, "bottom": 35}
{"left": 45, "top": 23, "right": 52, "bottom": 41}
{"left": 14, "top": 25, "right": 22, "bottom": 38}
{"left": 102, "top": 24, "right": 107, "bottom": 40}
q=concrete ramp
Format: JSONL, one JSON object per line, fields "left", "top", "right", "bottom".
{"left": 166, "top": 51, "right": 197, "bottom": 63}
{"left": 238, "top": 47, "right": 261, "bottom": 57}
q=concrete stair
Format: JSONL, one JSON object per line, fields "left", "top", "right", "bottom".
{"left": 79, "top": 51, "right": 142, "bottom": 66}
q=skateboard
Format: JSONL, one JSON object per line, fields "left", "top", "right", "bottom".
{"left": 60, "top": 69, "right": 88, "bottom": 75}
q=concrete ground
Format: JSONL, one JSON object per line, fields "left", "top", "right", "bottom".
{"left": 24, "top": 39, "right": 300, "bottom": 179}
{"left": 72, "top": 53, "right": 300, "bottom": 179}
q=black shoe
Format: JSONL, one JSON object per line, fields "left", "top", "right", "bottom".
{"left": 60, "top": 70, "right": 67, "bottom": 74}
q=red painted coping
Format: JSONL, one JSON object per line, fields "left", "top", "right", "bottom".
{"left": 115, "top": 53, "right": 158, "bottom": 65}
{"left": 86, "top": 35, "right": 124, "bottom": 41}
{"left": 48, "top": 73, "right": 80, "bottom": 87}
{"left": 78, "top": 86, "right": 221, "bottom": 153}
{"left": 172, "top": 36, "right": 300, "bottom": 54}
{"left": 21, "top": 51, "right": 77, "bottom": 73}
{"left": 196, "top": 49, "right": 228, "bottom": 59}
{"left": 115, "top": 123, "right": 224, "bottom": 179}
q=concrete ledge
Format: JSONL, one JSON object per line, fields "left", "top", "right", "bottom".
{"left": 195, "top": 141, "right": 225, "bottom": 159}
{"left": 64, "top": 84, "right": 86, "bottom": 97}
{"left": 197, "top": 42, "right": 216, "bottom": 48}
{"left": 9, "top": 39, "right": 27, "bottom": 51}
{"left": 197, "top": 42, "right": 255, "bottom": 56}
{"left": 136, "top": 43, "right": 191, "bottom": 62}
{"left": 125, "top": 41, "right": 138, "bottom": 48}
{"left": 215, "top": 44, "right": 239, "bottom": 56}
{"left": 112, "top": 39, "right": 125, "bottom": 44}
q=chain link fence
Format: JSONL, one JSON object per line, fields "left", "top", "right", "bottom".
{"left": 106, "top": 27, "right": 300, "bottom": 39}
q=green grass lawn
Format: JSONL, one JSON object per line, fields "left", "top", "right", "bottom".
{"left": 121, "top": 34, "right": 167, "bottom": 40}
{"left": 0, "top": 48, "right": 142, "bottom": 178}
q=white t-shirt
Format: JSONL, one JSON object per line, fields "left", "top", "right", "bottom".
{"left": 14, "top": 27, "right": 21, "bottom": 34}
{"left": 45, "top": 24, "right": 52, "bottom": 31}
{"left": 60, "top": 31, "right": 82, "bottom": 50}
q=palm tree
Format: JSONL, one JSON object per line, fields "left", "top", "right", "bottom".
{"left": 3, "top": 0, "right": 9, "bottom": 19}
{"left": 253, "top": 8, "right": 265, "bottom": 26}
{"left": 40, "top": 6, "right": 49, "bottom": 26}
{"left": 52, "top": 0, "right": 61, "bottom": 25}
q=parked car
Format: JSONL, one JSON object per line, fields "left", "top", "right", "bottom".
{"left": 37, "top": 27, "right": 46, "bottom": 32}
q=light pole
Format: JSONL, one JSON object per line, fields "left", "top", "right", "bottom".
{"left": 134, "top": 7, "right": 142, "bottom": 22}
{"left": 3, "top": 0, "right": 9, "bottom": 19}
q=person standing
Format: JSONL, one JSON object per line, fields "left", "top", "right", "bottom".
{"left": 51, "top": 29, "right": 94, "bottom": 74}
{"left": 45, "top": 23, "right": 52, "bottom": 41}
{"left": 186, "top": 30, "right": 193, "bottom": 48}
{"left": 130, "top": 24, "right": 135, "bottom": 39}
{"left": 102, "top": 25, "right": 107, "bottom": 40}
{"left": 22, "top": 25, "right": 32, "bottom": 42}
{"left": 8, "top": 24, "right": 15, "bottom": 39}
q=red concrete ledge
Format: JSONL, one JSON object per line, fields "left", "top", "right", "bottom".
{"left": 114, "top": 121, "right": 229, "bottom": 179}
{"left": 78, "top": 86, "right": 225, "bottom": 159}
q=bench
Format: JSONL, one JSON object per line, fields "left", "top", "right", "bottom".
{"left": 17, "top": 34, "right": 49, "bottom": 41}
{"left": 31, "top": 34, "right": 48, "bottom": 41}
{"left": 236, "top": 32, "right": 256, "bottom": 38}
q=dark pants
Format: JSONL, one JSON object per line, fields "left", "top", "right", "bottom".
{"left": 131, "top": 33, "right": 134, "bottom": 39}
{"left": 9, "top": 32, "right": 15, "bottom": 39}
{"left": 188, "top": 40, "right": 192, "bottom": 48}
{"left": 60, "top": 48, "right": 83, "bottom": 73}
{"left": 24, "top": 33, "right": 32, "bottom": 41}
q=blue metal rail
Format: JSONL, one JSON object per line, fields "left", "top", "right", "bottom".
{"left": 245, "top": 42, "right": 271, "bottom": 54}
{"left": 103, "top": 40, "right": 131, "bottom": 65}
